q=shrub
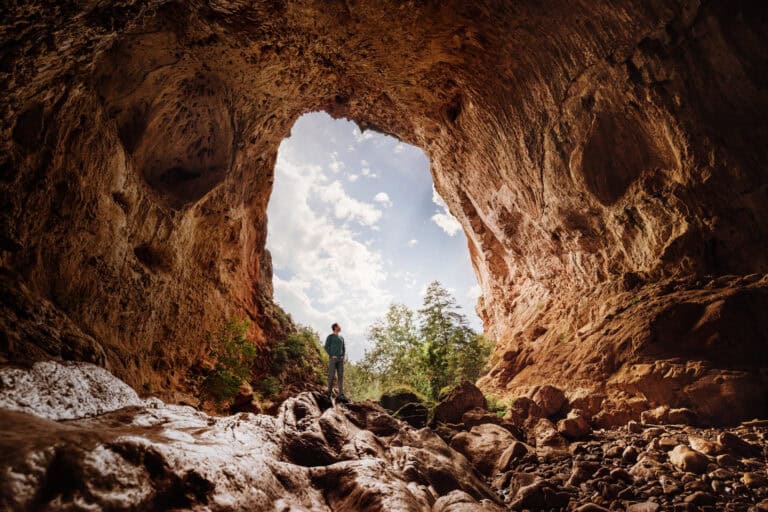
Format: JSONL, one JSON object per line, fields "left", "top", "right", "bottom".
{"left": 485, "top": 394, "right": 508, "bottom": 418}
{"left": 437, "top": 385, "right": 455, "bottom": 401}
{"left": 201, "top": 318, "right": 256, "bottom": 405}
{"left": 381, "top": 384, "right": 427, "bottom": 403}
{"left": 256, "top": 375, "right": 281, "bottom": 398}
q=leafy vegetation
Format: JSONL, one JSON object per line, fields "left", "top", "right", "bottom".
{"left": 485, "top": 394, "right": 509, "bottom": 418}
{"left": 201, "top": 318, "right": 257, "bottom": 405}
{"left": 346, "top": 281, "right": 494, "bottom": 401}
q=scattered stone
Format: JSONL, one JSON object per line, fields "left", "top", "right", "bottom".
{"left": 626, "top": 502, "right": 659, "bottom": 512}
{"left": 716, "top": 453, "right": 739, "bottom": 467}
{"left": 394, "top": 401, "right": 429, "bottom": 428}
{"left": 641, "top": 406, "right": 669, "bottom": 425}
{"left": 667, "top": 408, "right": 697, "bottom": 425}
{"left": 229, "top": 381, "right": 262, "bottom": 414}
{"left": 627, "top": 420, "right": 644, "bottom": 434}
{"left": 380, "top": 388, "right": 422, "bottom": 412}
{"left": 622, "top": 445, "right": 639, "bottom": 463}
{"left": 557, "top": 411, "right": 592, "bottom": 440}
{"left": 688, "top": 435, "right": 720, "bottom": 456}
{"left": 449, "top": 423, "right": 516, "bottom": 476}
{"left": 462, "top": 407, "right": 503, "bottom": 429}
{"left": 610, "top": 467, "right": 633, "bottom": 483}
{"left": 669, "top": 445, "right": 709, "bottom": 474}
{"left": 533, "top": 418, "right": 570, "bottom": 460}
{"left": 432, "top": 381, "right": 487, "bottom": 425}
{"left": 494, "top": 441, "right": 533, "bottom": 473}
{"left": 532, "top": 385, "right": 567, "bottom": 418}
{"left": 684, "top": 490, "right": 715, "bottom": 506}
{"left": 574, "top": 504, "right": 610, "bottom": 512}
{"left": 567, "top": 460, "right": 600, "bottom": 486}
{"left": 506, "top": 396, "right": 543, "bottom": 422}
{"left": 718, "top": 432, "right": 762, "bottom": 457}
{"left": 741, "top": 472, "right": 767, "bottom": 488}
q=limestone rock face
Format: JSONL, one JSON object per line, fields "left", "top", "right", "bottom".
{"left": 0, "top": 362, "right": 500, "bottom": 511}
{"left": 1, "top": 1, "right": 767, "bottom": 420}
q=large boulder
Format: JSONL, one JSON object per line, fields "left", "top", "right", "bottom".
{"left": 668, "top": 445, "right": 710, "bottom": 474}
{"left": 432, "top": 382, "right": 487, "bottom": 425}
{"left": 532, "top": 385, "right": 567, "bottom": 418}
{"left": 0, "top": 362, "right": 503, "bottom": 511}
{"left": 394, "top": 402, "right": 429, "bottom": 429}
{"left": 461, "top": 407, "right": 503, "bottom": 429}
{"left": 557, "top": 411, "right": 592, "bottom": 440}
{"left": 449, "top": 423, "right": 517, "bottom": 476}
{"left": 532, "top": 418, "right": 570, "bottom": 460}
{"left": 380, "top": 388, "right": 423, "bottom": 413}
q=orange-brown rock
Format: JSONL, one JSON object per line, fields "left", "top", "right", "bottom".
{"left": 1, "top": 1, "right": 767, "bottom": 422}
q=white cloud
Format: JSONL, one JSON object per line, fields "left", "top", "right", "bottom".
{"left": 360, "top": 159, "right": 369, "bottom": 167}
{"left": 267, "top": 150, "right": 393, "bottom": 359}
{"left": 354, "top": 129, "right": 375, "bottom": 143}
{"left": 407, "top": 239, "right": 418, "bottom": 247}
{"left": 373, "top": 192, "right": 392, "bottom": 208}
{"left": 319, "top": 180, "right": 381, "bottom": 226}
{"left": 431, "top": 185, "right": 462, "bottom": 236}
{"left": 329, "top": 151, "right": 344, "bottom": 173}
{"left": 468, "top": 284, "right": 482, "bottom": 299}
{"left": 393, "top": 143, "right": 405, "bottom": 154}
{"left": 361, "top": 167, "right": 371, "bottom": 176}
{"left": 347, "top": 174, "right": 359, "bottom": 182}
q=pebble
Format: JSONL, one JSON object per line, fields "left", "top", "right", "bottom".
{"left": 486, "top": 417, "right": 768, "bottom": 510}
{"left": 669, "top": 444, "right": 709, "bottom": 474}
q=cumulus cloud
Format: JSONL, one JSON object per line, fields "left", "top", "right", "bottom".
{"left": 319, "top": 180, "right": 382, "bottom": 226}
{"left": 431, "top": 186, "right": 462, "bottom": 236}
{"left": 407, "top": 239, "right": 418, "bottom": 247}
{"left": 373, "top": 192, "right": 392, "bottom": 207}
{"left": 353, "top": 127, "right": 375, "bottom": 143}
{"left": 347, "top": 174, "right": 359, "bottom": 182}
{"left": 393, "top": 143, "right": 405, "bottom": 154}
{"left": 267, "top": 149, "right": 392, "bottom": 358}
{"left": 329, "top": 151, "right": 344, "bottom": 173}
{"left": 468, "top": 284, "right": 482, "bottom": 299}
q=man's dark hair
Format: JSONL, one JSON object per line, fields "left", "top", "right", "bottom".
{"left": 331, "top": 323, "right": 339, "bottom": 331}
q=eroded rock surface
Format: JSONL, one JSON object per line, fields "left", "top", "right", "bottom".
{"left": 1, "top": 1, "right": 767, "bottom": 420}
{"left": 0, "top": 362, "right": 500, "bottom": 511}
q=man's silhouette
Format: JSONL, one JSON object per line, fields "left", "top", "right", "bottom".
{"left": 324, "top": 323, "right": 347, "bottom": 402}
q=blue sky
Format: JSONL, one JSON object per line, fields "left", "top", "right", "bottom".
{"left": 266, "top": 112, "right": 482, "bottom": 360}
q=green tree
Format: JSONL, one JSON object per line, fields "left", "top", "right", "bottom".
{"left": 345, "top": 282, "right": 495, "bottom": 402}
{"left": 201, "top": 318, "right": 257, "bottom": 405}
{"left": 419, "top": 281, "right": 471, "bottom": 398}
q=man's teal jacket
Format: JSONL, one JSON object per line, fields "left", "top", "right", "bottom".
{"left": 324, "top": 334, "right": 345, "bottom": 357}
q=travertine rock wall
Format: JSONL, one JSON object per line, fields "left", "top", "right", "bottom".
{"left": 1, "top": 0, "right": 766, "bottom": 420}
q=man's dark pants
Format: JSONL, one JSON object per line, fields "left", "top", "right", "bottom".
{"left": 328, "top": 356, "right": 344, "bottom": 398}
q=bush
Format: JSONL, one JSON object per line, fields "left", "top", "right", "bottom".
{"left": 201, "top": 318, "right": 256, "bottom": 405}
{"left": 485, "top": 394, "right": 508, "bottom": 418}
{"left": 256, "top": 375, "right": 281, "bottom": 398}
{"left": 381, "top": 384, "right": 427, "bottom": 403}
{"left": 437, "top": 385, "right": 455, "bottom": 401}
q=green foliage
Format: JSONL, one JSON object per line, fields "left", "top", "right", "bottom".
{"left": 201, "top": 318, "right": 256, "bottom": 405}
{"left": 485, "top": 394, "right": 508, "bottom": 418}
{"left": 381, "top": 384, "right": 427, "bottom": 403}
{"left": 269, "top": 325, "right": 326, "bottom": 386}
{"left": 256, "top": 375, "right": 281, "bottom": 398}
{"left": 345, "top": 281, "right": 496, "bottom": 402}
{"left": 437, "top": 385, "right": 454, "bottom": 401}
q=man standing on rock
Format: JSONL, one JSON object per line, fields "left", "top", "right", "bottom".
{"left": 324, "top": 323, "right": 348, "bottom": 403}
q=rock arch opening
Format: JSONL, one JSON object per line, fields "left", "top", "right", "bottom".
{"left": 266, "top": 111, "right": 484, "bottom": 363}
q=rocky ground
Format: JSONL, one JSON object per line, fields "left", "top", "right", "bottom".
{"left": 2, "top": 362, "right": 767, "bottom": 511}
